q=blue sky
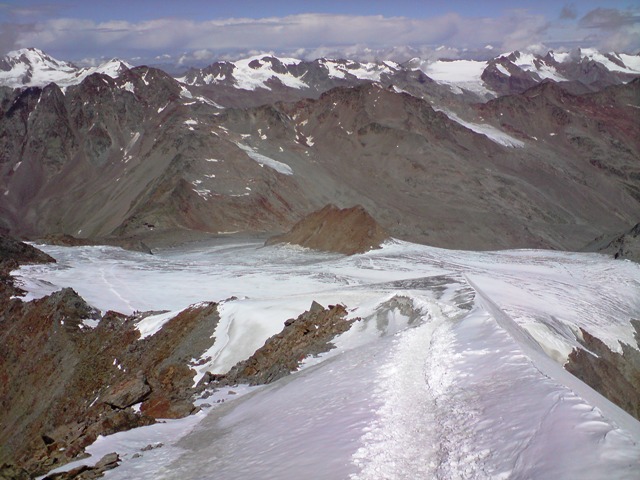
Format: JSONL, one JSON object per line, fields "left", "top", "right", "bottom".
{"left": 1, "top": 1, "right": 638, "bottom": 66}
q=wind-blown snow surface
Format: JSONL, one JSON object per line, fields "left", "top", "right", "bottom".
{"left": 18, "top": 240, "right": 640, "bottom": 479}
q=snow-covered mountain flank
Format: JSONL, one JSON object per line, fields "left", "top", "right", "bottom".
{"left": 0, "top": 45, "right": 639, "bottom": 479}
{"left": 2, "top": 236, "right": 640, "bottom": 478}
{"left": 0, "top": 48, "right": 132, "bottom": 89}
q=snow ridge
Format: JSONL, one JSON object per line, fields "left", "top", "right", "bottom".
{"left": 350, "top": 303, "right": 441, "bottom": 479}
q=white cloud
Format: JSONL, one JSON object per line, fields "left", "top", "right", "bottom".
{"left": 3, "top": 10, "right": 639, "bottom": 65}
{"left": 8, "top": 12, "right": 553, "bottom": 57}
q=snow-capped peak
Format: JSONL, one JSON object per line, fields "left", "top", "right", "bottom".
{"left": 0, "top": 48, "right": 131, "bottom": 88}
{"left": 231, "top": 55, "right": 307, "bottom": 90}
{"left": 79, "top": 58, "right": 133, "bottom": 79}
{"left": 4, "top": 47, "right": 77, "bottom": 70}
{"left": 574, "top": 48, "right": 640, "bottom": 74}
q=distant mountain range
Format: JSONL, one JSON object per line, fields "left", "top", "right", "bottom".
{"left": 3, "top": 47, "right": 639, "bottom": 100}
{"left": 0, "top": 47, "right": 639, "bottom": 251}
{"left": 0, "top": 48, "right": 132, "bottom": 89}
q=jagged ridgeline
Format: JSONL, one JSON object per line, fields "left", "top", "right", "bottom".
{"left": 0, "top": 47, "right": 638, "bottom": 252}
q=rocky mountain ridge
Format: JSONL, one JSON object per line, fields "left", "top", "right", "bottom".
{"left": 178, "top": 49, "right": 640, "bottom": 102}
{"left": 0, "top": 47, "right": 639, "bottom": 253}
{"left": 0, "top": 236, "right": 364, "bottom": 477}
{"left": 0, "top": 235, "right": 221, "bottom": 475}
{"left": 2, "top": 47, "right": 639, "bottom": 104}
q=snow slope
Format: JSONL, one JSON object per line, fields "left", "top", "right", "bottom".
{"left": 0, "top": 48, "right": 132, "bottom": 88}
{"left": 436, "top": 109, "right": 525, "bottom": 147}
{"left": 416, "top": 59, "right": 494, "bottom": 96}
{"left": 20, "top": 239, "right": 640, "bottom": 479}
{"left": 231, "top": 56, "right": 307, "bottom": 91}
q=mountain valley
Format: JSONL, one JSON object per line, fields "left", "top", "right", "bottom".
{"left": 1, "top": 44, "right": 640, "bottom": 479}
{"left": 1, "top": 47, "right": 639, "bottom": 251}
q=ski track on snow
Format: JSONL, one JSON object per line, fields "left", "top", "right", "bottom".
{"left": 349, "top": 305, "right": 440, "bottom": 479}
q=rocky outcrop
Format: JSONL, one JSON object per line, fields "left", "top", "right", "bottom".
{"left": 40, "top": 234, "right": 153, "bottom": 254}
{"left": 207, "top": 301, "right": 357, "bottom": 386}
{"left": 0, "top": 463, "right": 30, "bottom": 480}
{"left": 565, "top": 321, "right": 640, "bottom": 420}
{"left": 0, "top": 233, "right": 56, "bottom": 300}
{"left": 43, "top": 452, "right": 120, "bottom": 480}
{"left": 266, "top": 204, "right": 389, "bottom": 255}
{"left": 0, "top": 234, "right": 56, "bottom": 265}
{"left": 589, "top": 223, "right": 640, "bottom": 262}
{"left": 0, "top": 263, "right": 220, "bottom": 476}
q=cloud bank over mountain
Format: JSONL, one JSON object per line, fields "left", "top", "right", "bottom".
{"left": 1, "top": 5, "right": 638, "bottom": 67}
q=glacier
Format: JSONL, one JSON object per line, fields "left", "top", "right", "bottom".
{"left": 18, "top": 239, "right": 640, "bottom": 479}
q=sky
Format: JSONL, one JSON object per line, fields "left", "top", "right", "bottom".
{"left": 0, "top": 1, "right": 639, "bottom": 67}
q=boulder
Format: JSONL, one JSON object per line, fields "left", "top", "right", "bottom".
{"left": 42, "top": 452, "right": 120, "bottom": 480}
{"left": 101, "top": 374, "right": 151, "bottom": 409}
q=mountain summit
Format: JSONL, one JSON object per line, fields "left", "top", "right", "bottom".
{"left": 0, "top": 48, "right": 132, "bottom": 88}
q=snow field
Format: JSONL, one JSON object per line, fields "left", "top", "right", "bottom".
{"left": 437, "top": 109, "right": 525, "bottom": 148}
{"left": 235, "top": 142, "right": 293, "bottom": 175}
{"left": 15, "top": 239, "right": 640, "bottom": 479}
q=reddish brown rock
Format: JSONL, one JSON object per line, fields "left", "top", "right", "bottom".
{"left": 565, "top": 322, "right": 640, "bottom": 420}
{"left": 266, "top": 204, "right": 389, "bottom": 255}
{"left": 0, "top": 266, "right": 220, "bottom": 477}
{"left": 215, "top": 301, "right": 357, "bottom": 386}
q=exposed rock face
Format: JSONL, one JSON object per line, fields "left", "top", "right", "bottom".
{"left": 266, "top": 204, "right": 389, "bottom": 255}
{"left": 609, "top": 223, "right": 640, "bottom": 262}
{"left": 39, "top": 234, "right": 152, "bottom": 254}
{"left": 211, "top": 301, "right": 357, "bottom": 386}
{"left": 0, "top": 233, "right": 55, "bottom": 265}
{"left": 0, "top": 233, "right": 55, "bottom": 298}
{"left": 0, "top": 247, "right": 221, "bottom": 477}
{"left": 584, "top": 223, "right": 640, "bottom": 262}
{"left": 2, "top": 69, "right": 640, "bottom": 251}
{"left": 565, "top": 322, "right": 640, "bottom": 420}
{"left": 0, "top": 463, "right": 30, "bottom": 480}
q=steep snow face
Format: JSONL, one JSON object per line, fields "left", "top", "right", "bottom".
{"left": 510, "top": 52, "right": 566, "bottom": 81}
{"left": 87, "top": 59, "right": 132, "bottom": 79}
{"left": 547, "top": 49, "right": 640, "bottom": 74}
{"left": 319, "top": 58, "right": 397, "bottom": 81}
{"left": 230, "top": 56, "right": 307, "bottom": 91}
{"left": 576, "top": 49, "right": 640, "bottom": 74}
{"left": 417, "top": 59, "right": 494, "bottom": 96}
{"left": 0, "top": 48, "right": 76, "bottom": 87}
{"left": 0, "top": 48, "right": 132, "bottom": 88}
{"left": 19, "top": 240, "right": 640, "bottom": 479}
